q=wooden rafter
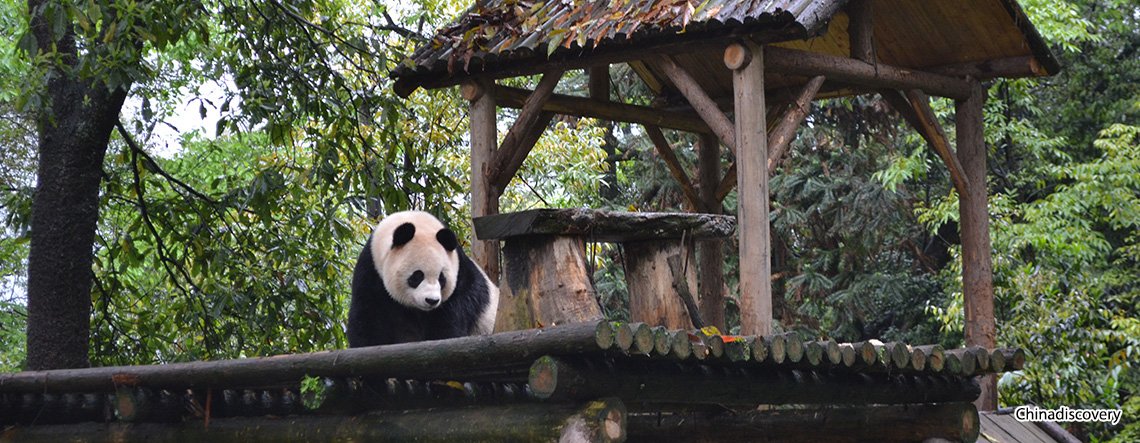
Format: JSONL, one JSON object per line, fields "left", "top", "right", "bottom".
{"left": 764, "top": 46, "right": 973, "bottom": 100}
{"left": 655, "top": 55, "right": 738, "bottom": 154}
{"left": 902, "top": 89, "right": 972, "bottom": 195}
{"left": 715, "top": 75, "right": 825, "bottom": 201}
{"left": 644, "top": 125, "right": 705, "bottom": 212}
{"left": 489, "top": 85, "right": 710, "bottom": 134}
{"left": 488, "top": 70, "right": 565, "bottom": 191}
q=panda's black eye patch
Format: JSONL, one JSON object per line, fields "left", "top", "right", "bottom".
{"left": 407, "top": 270, "right": 424, "bottom": 288}
{"left": 439, "top": 272, "right": 447, "bottom": 287}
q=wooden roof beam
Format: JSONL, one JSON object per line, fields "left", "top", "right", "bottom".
{"left": 485, "top": 70, "right": 565, "bottom": 192}
{"left": 715, "top": 75, "right": 825, "bottom": 201}
{"left": 764, "top": 46, "right": 973, "bottom": 100}
{"left": 487, "top": 85, "right": 711, "bottom": 135}
{"left": 655, "top": 55, "right": 738, "bottom": 155}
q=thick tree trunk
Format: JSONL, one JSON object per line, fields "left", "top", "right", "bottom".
{"left": 24, "top": 0, "right": 130, "bottom": 370}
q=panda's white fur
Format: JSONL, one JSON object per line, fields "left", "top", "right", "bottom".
{"left": 369, "top": 211, "right": 460, "bottom": 311}
{"left": 347, "top": 211, "right": 498, "bottom": 347}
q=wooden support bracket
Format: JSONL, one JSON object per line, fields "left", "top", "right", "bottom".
{"left": 656, "top": 55, "right": 738, "bottom": 154}
{"left": 716, "top": 75, "right": 825, "bottom": 201}
{"left": 488, "top": 70, "right": 565, "bottom": 191}
{"left": 902, "top": 89, "right": 972, "bottom": 195}
{"left": 644, "top": 125, "right": 707, "bottom": 212}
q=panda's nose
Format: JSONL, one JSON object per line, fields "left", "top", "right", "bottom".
{"left": 425, "top": 297, "right": 440, "bottom": 306}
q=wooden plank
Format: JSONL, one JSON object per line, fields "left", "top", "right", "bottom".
{"left": 928, "top": 55, "right": 1048, "bottom": 79}
{"left": 957, "top": 80, "right": 996, "bottom": 411}
{"left": 655, "top": 55, "right": 738, "bottom": 154}
{"left": 644, "top": 125, "right": 704, "bottom": 212}
{"left": 730, "top": 42, "right": 772, "bottom": 336}
{"left": 696, "top": 132, "right": 726, "bottom": 330}
{"left": 489, "top": 84, "right": 711, "bottom": 134}
{"left": 905, "top": 89, "right": 972, "bottom": 195}
{"left": 473, "top": 209, "right": 735, "bottom": 243}
{"left": 467, "top": 81, "right": 501, "bottom": 284}
{"left": 489, "top": 70, "right": 565, "bottom": 191}
{"left": 765, "top": 46, "right": 974, "bottom": 100}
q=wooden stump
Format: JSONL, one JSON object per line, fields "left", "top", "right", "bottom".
{"left": 496, "top": 236, "right": 602, "bottom": 331}
{"left": 623, "top": 240, "right": 698, "bottom": 329}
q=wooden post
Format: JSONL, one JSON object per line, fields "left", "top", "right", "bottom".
{"left": 498, "top": 236, "right": 602, "bottom": 330}
{"left": 696, "top": 133, "right": 726, "bottom": 330}
{"left": 465, "top": 81, "right": 501, "bottom": 285}
{"left": 957, "top": 80, "right": 996, "bottom": 411}
{"left": 728, "top": 42, "right": 771, "bottom": 336}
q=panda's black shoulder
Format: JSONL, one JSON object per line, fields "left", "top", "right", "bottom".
{"left": 348, "top": 235, "right": 427, "bottom": 346}
{"left": 426, "top": 248, "right": 491, "bottom": 339}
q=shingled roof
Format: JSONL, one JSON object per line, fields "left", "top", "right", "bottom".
{"left": 392, "top": 0, "right": 1059, "bottom": 97}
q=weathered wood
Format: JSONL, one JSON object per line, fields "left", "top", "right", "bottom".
{"left": 904, "top": 89, "right": 972, "bottom": 195}
{"left": 489, "top": 84, "right": 712, "bottom": 134}
{"left": 651, "top": 327, "right": 672, "bottom": 356}
{"left": 988, "top": 348, "right": 1006, "bottom": 373}
{"left": 474, "top": 209, "right": 735, "bottom": 243}
{"left": 0, "top": 393, "right": 109, "bottom": 425}
{"left": 696, "top": 132, "right": 726, "bottom": 330}
{"left": 497, "top": 236, "right": 602, "bottom": 331}
{"left": 0, "top": 322, "right": 613, "bottom": 394}
{"left": 846, "top": 341, "right": 879, "bottom": 369}
{"left": 2, "top": 399, "right": 628, "bottom": 443}
{"left": 944, "top": 349, "right": 977, "bottom": 377}
{"left": 723, "top": 43, "right": 751, "bottom": 71}
{"left": 489, "top": 69, "right": 564, "bottom": 191}
{"left": 999, "top": 348, "right": 1025, "bottom": 370}
{"left": 667, "top": 254, "right": 705, "bottom": 330}
{"left": 722, "top": 337, "right": 751, "bottom": 362}
{"left": 627, "top": 402, "right": 980, "bottom": 443}
{"left": 913, "top": 345, "right": 946, "bottom": 373}
{"left": 847, "top": 0, "right": 875, "bottom": 63}
{"left": 527, "top": 356, "right": 980, "bottom": 406}
{"left": 928, "top": 55, "right": 1048, "bottom": 79}
{"left": 782, "top": 333, "right": 804, "bottom": 364}
{"left": 624, "top": 241, "right": 699, "bottom": 330}
{"left": 616, "top": 323, "right": 655, "bottom": 356}
{"left": 113, "top": 387, "right": 182, "bottom": 423}
{"left": 644, "top": 125, "right": 705, "bottom": 211}
{"left": 957, "top": 80, "right": 996, "bottom": 411}
{"left": 764, "top": 46, "right": 973, "bottom": 100}
{"left": 657, "top": 55, "right": 737, "bottom": 153}
{"left": 468, "top": 80, "right": 501, "bottom": 285}
{"left": 713, "top": 74, "right": 825, "bottom": 201}
{"left": 875, "top": 341, "right": 911, "bottom": 371}
{"left": 731, "top": 42, "right": 772, "bottom": 336}
{"left": 970, "top": 346, "right": 991, "bottom": 373}
{"left": 668, "top": 330, "right": 692, "bottom": 360}
{"left": 595, "top": 321, "right": 619, "bottom": 350}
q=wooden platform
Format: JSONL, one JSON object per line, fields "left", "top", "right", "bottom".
{"left": 0, "top": 321, "right": 1022, "bottom": 442}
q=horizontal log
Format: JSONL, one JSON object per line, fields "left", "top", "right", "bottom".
{"left": 490, "top": 85, "right": 712, "bottom": 134}
{"left": 927, "top": 55, "right": 1048, "bottom": 79}
{"left": 0, "top": 322, "right": 610, "bottom": 394}
{"left": 473, "top": 209, "right": 735, "bottom": 242}
{"left": 1, "top": 399, "right": 628, "bottom": 443}
{"left": 765, "top": 46, "right": 973, "bottom": 100}
{"left": 627, "top": 402, "right": 979, "bottom": 443}
{"left": 528, "top": 356, "right": 980, "bottom": 406}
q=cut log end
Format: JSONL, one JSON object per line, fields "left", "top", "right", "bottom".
{"left": 724, "top": 43, "right": 753, "bottom": 70}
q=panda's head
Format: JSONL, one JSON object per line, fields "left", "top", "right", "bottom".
{"left": 370, "top": 211, "right": 460, "bottom": 311}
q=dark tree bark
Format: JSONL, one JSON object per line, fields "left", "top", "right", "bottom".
{"left": 24, "top": 0, "right": 131, "bottom": 370}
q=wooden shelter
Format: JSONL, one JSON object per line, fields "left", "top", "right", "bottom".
{"left": 391, "top": 0, "right": 1058, "bottom": 411}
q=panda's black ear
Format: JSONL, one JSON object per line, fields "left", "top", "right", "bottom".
{"left": 392, "top": 223, "right": 416, "bottom": 247}
{"left": 436, "top": 229, "right": 459, "bottom": 252}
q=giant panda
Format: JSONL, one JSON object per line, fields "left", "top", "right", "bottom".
{"left": 347, "top": 211, "right": 498, "bottom": 347}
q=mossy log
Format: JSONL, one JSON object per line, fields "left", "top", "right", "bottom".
{"left": 528, "top": 356, "right": 980, "bottom": 406}
{"left": 626, "top": 402, "right": 979, "bottom": 443}
{"left": 0, "top": 399, "right": 628, "bottom": 443}
{"left": 473, "top": 209, "right": 735, "bottom": 243}
{"left": 0, "top": 321, "right": 611, "bottom": 394}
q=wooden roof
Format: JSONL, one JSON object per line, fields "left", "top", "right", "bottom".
{"left": 393, "top": 0, "right": 1059, "bottom": 97}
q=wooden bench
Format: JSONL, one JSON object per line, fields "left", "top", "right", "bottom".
{"left": 474, "top": 209, "right": 735, "bottom": 330}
